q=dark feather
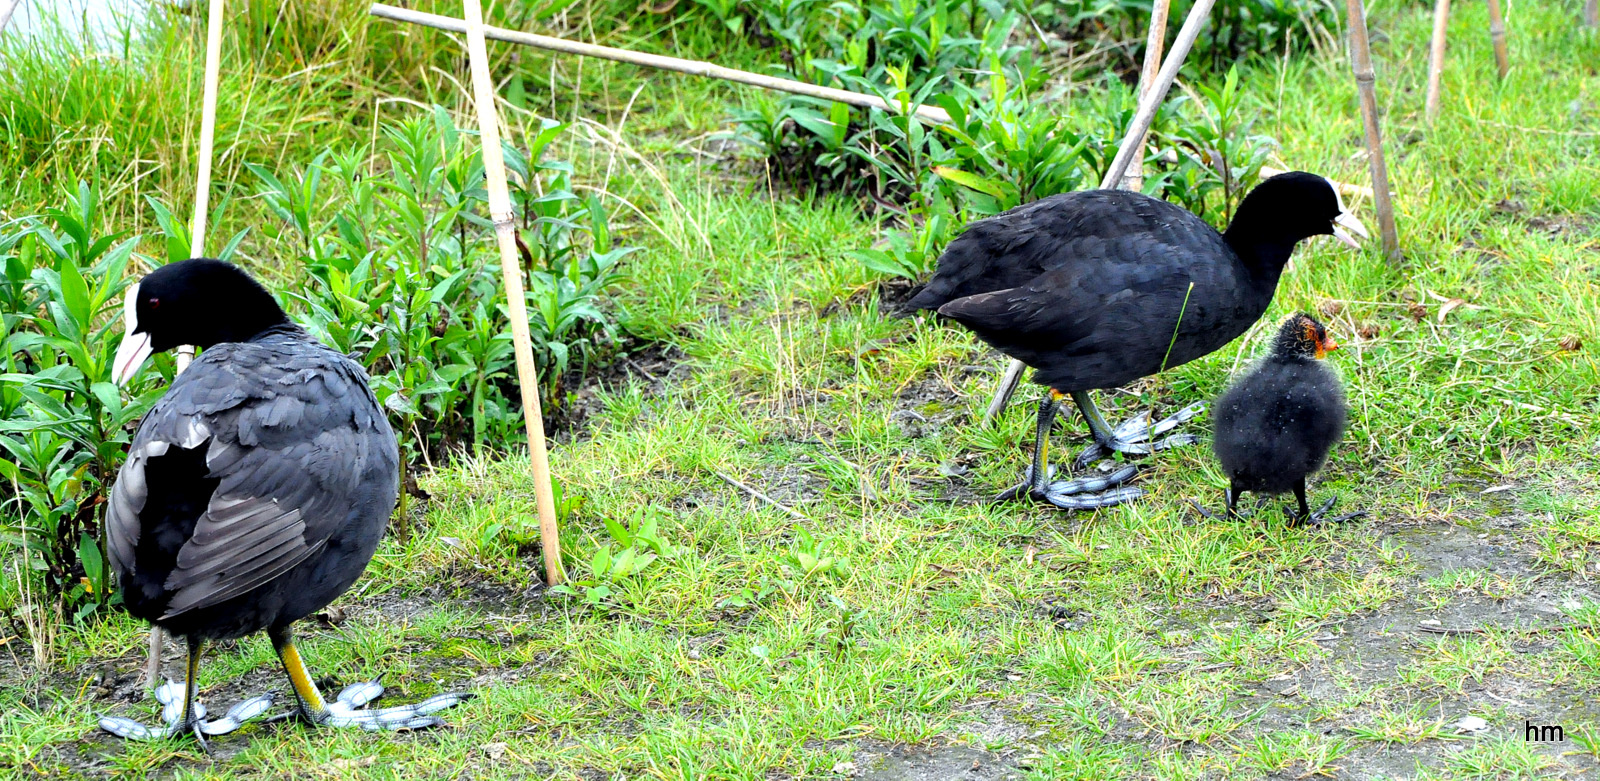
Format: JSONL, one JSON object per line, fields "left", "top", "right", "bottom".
{"left": 1212, "top": 354, "right": 1347, "bottom": 495}
{"left": 108, "top": 326, "right": 397, "bottom": 638}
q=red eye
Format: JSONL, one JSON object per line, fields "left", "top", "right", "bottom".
{"left": 148, "top": 298, "right": 160, "bottom": 309}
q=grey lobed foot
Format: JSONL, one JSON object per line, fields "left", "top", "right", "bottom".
{"left": 99, "top": 680, "right": 277, "bottom": 740}
{"left": 315, "top": 681, "right": 474, "bottom": 732}
{"left": 1073, "top": 402, "right": 1207, "bottom": 469}
{"left": 997, "top": 463, "right": 1144, "bottom": 511}
{"left": 1299, "top": 496, "right": 1367, "bottom": 527}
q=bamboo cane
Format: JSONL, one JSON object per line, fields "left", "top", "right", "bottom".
{"left": 144, "top": 0, "right": 226, "bottom": 691}
{"left": 1485, "top": 0, "right": 1508, "bottom": 79}
{"left": 1099, "top": 0, "right": 1219, "bottom": 192}
{"left": 1424, "top": 0, "right": 1450, "bottom": 123}
{"left": 0, "top": 0, "right": 22, "bottom": 36}
{"left": 1121, "top": 0, "right": 1171, "bottom": 193}
{"left": 461, "top": 0, "right": 565, "bottom": 586}
{"left": 1344, "top": 0, "right": 1401, "bottom": 265}
{"left": 370, "top": 3, "right": 951, "bottom": 125}
{"left": 1586, "top": 0, "right": 1598, "bottom": 27}
{"left": 980, "top": 0, "right": 1216, "bottom": 427}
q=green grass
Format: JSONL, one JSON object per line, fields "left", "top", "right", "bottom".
{"left": 3, "top": 0, "right": 1599, "bottom": 778}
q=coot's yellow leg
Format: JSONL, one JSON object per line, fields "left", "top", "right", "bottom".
{"left": 269, "top": 625, "right": 472, "bottom": 731}
{"left": 270, "top": 627, "right": 328, "bottom": 720}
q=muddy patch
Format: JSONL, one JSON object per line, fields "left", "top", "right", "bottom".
{"left": 852, "top": 744, "right": 1025, "bottom": 781}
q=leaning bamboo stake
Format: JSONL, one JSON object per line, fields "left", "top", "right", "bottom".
{"left": 1344, "top": 0, "right": 1401, "bottom": 264}
{"left": 1121, "top": 0, "right": 1171, "bottom": 193}
{"left": 143, "top": 0, "right": 226, "bottom": 691}
{"left": 1099, "top": 0, "right": 1219, "bottom": 192}
{"left": 0, "top": 0, "right": 22, "bottom": 36}
{"left": 1424, "top": 0, "right": 1450, "bottom": 123}
{"left": 981, "top": 0, "right": 1216, "bottom": 427}
{"left": 1485, "top": 0, "right": 1509, "bottom": 79}
{"left": 461, "top": 0, "right": 565, "bottom": 586}
{"left": 370, "top": 3, "right": 950, "bottom": 125}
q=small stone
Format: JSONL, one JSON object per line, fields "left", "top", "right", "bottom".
{"left": 481, "top": 742, "right": 509, "bottom": 760}
{"left": 832, "top": 761, "right": 858, "bottom": 776}
{"left": 329, "top": 756, "right": 378, "bottom": 769}
{"left": 1454, "top": 716, "right": 1490, "bottom": 733}
{"left": 1420, "top": 619, "right": 1442, "bottom": 626}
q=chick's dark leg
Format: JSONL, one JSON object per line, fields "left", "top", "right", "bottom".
{"left": 270, "top": 625, "right": 472, "bottom": 731}
{"left": 998, "top": 390, "right": 1144, "bottom": 510}
{"left": 98, "top": 634, "right": 275, "bottom": 744}
{"left": 1291, "top": 480, "right": 1368, "bottom": 527}
{"left": 1069, "top": 391, "right": 1206, "bottom": 470}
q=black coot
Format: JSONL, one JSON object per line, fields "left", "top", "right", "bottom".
{"left": 1205, "top": 313, "right": 1363, "bottom": 526}
{"left": 99, "top": 259, "right": 469, "bottom": 745}
{"left": 907, "top": 172, "right": 1368, "bottom": 509}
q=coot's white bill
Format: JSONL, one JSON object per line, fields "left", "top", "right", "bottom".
{"left": 1332, "top": 211, "right": 1369, "bottom": 249}
{"left": 113, "top": 284, "right": 153, "bottom": 386}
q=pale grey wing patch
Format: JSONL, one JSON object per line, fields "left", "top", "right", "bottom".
{"left": 170, "top": 416, "right": 212, "bottom": 449}
{"left": 107, "top": 438, "right": 178, "bottom": 578}
{"left": 107, "top": 452, "right": 147, "bottom": 577}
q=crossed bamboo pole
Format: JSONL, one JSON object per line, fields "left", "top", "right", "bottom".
{"left": 370, "top": 2, "right": 1391, "bottom": 431}
{"left": 370, "top": 3, "right": 950, "bottom": 125}
{"left": 981, "top": 0, "right": 1217, "bottom": 425}
{"left": 1121, "top": 0, "right": 1172, "bottom": 194}
{"left": 1344, "top": 0, "right": 1400, "bottom": 265}
{"left": 0, "top": 0, "right": 22, "bottom": 36}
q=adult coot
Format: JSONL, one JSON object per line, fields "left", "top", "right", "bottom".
{"left": 99, "top": 259, "right": 469, "bottom": 745}
{"left": 1202, "top": 313, "right": 1364, "bottom": 526}
{"left": 907, "top": 172, "right": 1368, "bottom": 509}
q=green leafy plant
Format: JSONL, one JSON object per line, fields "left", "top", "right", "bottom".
{"left": 255, "top": 107, "right": 633, "bottom": 465}
{"left": 549, "top": 505, "right": 677, "bottom": 609}
{"left": 0, "top": 183, "right": 165, "bottom": 622}
{"left": 781, "top": 526, "right": 852, "bottom": 582}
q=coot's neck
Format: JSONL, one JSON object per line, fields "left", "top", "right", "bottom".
{"left": 1222, "top": 190, "right": 1308, "bottom": 282}
{"left": 187, "top": 292, "right": 293, "bottom": 349}
{"left": 1222, "top": 226, "right": 1298, "bottom": 282}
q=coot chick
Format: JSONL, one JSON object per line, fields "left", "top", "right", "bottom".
{"left": 907, "top": 172, "right": 1368, "bottom": 509}
{"left": 1204, "top": 313, "right": 1363, "bottom": 526}
{"left": 99, "top": 259, "right": 470, "bottom": 745}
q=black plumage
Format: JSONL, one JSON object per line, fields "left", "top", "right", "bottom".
{"left": 1209, "top": 313, "right": 1358, "bottom": 525}
{"left": 909, "top": 173, "right": 1368, "bottom": 507}
{"left": 111, "top": 330, "right": 396, "bottom": 636}
{"left": 100, "top": 259, "right": 467, "bottom": 744}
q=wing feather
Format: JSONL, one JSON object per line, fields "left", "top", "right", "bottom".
{"left": 108, "top": 335, "right": 396, "bottom": 621}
